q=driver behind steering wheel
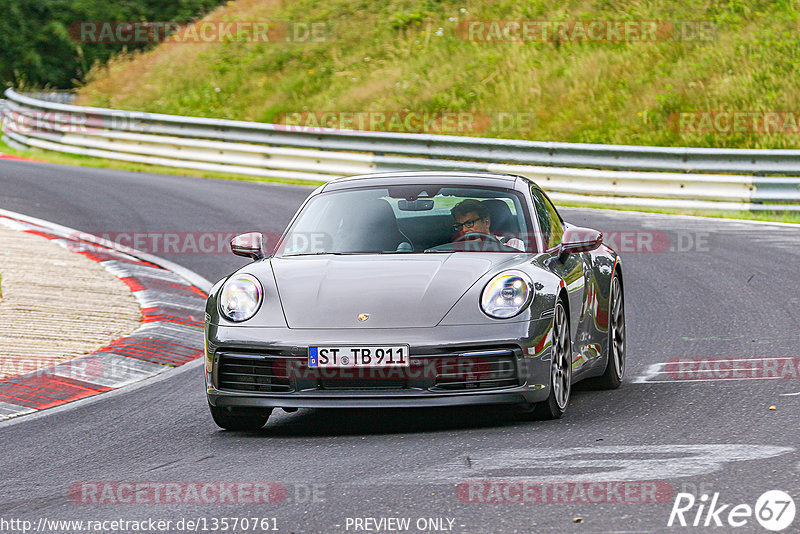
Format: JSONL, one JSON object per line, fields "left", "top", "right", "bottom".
{"left": 450, "top": 199, "right": 524, "bottom": 251}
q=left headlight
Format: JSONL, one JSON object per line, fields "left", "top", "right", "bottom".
{"left": 218, "top": 274, "right": 262, "bottom": 322}
{"left": 480, "top": 270, "right": 534, "bottom": 319}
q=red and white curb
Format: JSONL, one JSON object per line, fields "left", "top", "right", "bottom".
{"left": 0, "top": 152, "right": 44, "bottom": 163}
{"left": 0, "top": 209, "right": 211, "bottom": 421}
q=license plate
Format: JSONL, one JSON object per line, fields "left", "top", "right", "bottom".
{"left": 308, "top": 345, "right": 409, "bottom": 368}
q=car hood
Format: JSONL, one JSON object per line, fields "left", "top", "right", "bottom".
{"left": 270, "top": 254, "right": 522, "bottom": 328}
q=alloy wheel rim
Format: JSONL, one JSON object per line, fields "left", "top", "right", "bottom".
{"left": 552, "top": 303, "right": 571, "bottom": 410}
{"left": 610, "top": 278, "right": 626, "bottom": 379}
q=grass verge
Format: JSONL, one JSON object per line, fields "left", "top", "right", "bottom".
{"left": 0, "top": 139, "right": 323, "bottom": 188}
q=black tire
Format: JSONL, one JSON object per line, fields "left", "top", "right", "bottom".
{"left": 589, "top": 273, "right": 626, "bottom": 389}
{"left": 209, "top": 404, "right": 272, "bottom": 431}
{"left": 517, "top": 300, "right": 571, "bottom": 421}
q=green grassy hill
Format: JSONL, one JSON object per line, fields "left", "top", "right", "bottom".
{"left": 78, "top": 0, "right": 800, "bottom": 149}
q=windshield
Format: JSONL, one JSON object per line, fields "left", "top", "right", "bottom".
{"left": 276, "top": 185, "right": 535, "bottom": 256}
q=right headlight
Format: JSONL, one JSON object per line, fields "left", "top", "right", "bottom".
{"left": 218, "top": 274, "right": 262, "bottom": 322}
{"left": 480, "top": 270, "right": 534, "bottom": 319}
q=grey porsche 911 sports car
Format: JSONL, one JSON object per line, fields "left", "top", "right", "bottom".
{"left": 205, "top": 171, "right": 625, "bottom": 430}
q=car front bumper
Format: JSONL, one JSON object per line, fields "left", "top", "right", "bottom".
{"left": 208, "top": 386, "right": 546, "bottom": 410}
{"left": 205, "top": 321, "right": 553, "bottom": 410}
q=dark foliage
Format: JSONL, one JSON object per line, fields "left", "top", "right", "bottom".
{"left": 0, "top": 0, "right": 226, "bottom": 89}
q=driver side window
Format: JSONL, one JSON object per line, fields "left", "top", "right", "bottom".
{"left": 531, "top": 187, "right": 563, "bottom": 251}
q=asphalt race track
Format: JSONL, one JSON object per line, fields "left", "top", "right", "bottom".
{"left": 1, "top": 159, "right": 799, "bottom": 533}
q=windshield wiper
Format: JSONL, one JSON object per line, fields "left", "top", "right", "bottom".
{"left": 283, "top": 252, "right": 355, "bottom": 257}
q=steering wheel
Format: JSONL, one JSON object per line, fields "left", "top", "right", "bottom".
{"left": 453, "top": 232, "right": 503, "bottom": 245}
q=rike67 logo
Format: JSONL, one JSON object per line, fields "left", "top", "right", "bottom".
{"left": 668, "top": 490, "right": 796, "bottom": 531}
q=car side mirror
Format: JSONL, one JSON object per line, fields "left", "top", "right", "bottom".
{"left": 559, "top": 227, "right": 603, "bottom": 256}
{"left": 230, "top": 232, "right": 265, "bottom": 260}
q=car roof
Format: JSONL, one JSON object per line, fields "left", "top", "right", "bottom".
{"left": 321, "top": 171, "right": 531, "bottom": 192}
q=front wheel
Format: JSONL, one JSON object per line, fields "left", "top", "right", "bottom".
{"left": 209, "top": 404, "right": 272, "bottom": 430}
{"left": 517, "top": 300, "right": 572, "bottom": 420}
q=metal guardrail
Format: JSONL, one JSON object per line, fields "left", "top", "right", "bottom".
{"left": 2, "top": 88, "right": 799, "bottom": 211}
{"left": 21, "top": 91, "right": 76, "bottom": 105}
